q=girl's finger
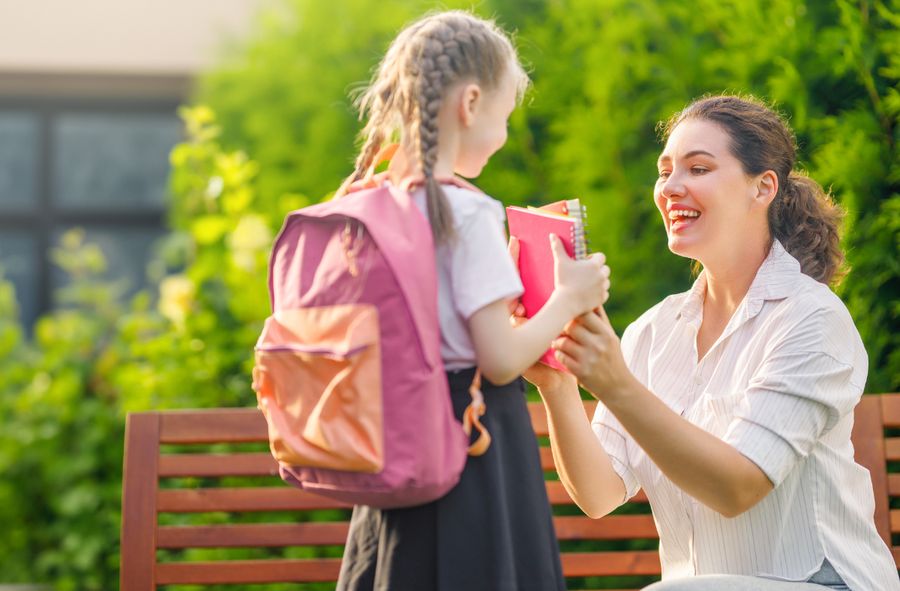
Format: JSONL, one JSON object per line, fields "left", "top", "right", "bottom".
{"left": 508, "top": 235, "right": 520, "bottom": 262}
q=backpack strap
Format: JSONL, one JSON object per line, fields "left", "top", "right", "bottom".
{"left": 351, "top": 143, "right": 493, "bottom": 457}
{"left": 462, "top": 369, "right": 491, "bottom": 456}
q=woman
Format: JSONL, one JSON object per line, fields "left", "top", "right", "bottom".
{"left": 528, "top": 95, "right": 899, "bottom": 590}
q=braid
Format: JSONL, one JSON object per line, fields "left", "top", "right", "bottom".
{"left": 416, "top": 34, "right": 455, "bottom": 242}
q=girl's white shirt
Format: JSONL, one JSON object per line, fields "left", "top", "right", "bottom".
{"left": 593, "top": 240, "right": 898, "bottom": 591}
{"left": 409, "top": 183, "right": 523, "bottom": 369}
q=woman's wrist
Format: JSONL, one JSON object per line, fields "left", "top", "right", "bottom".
{"left": 592, "top": 371, "right": 641, "bottom": 411}
{"left": 536, "top": 372, "right": 580, "bottom": 402}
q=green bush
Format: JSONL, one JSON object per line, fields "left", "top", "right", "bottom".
{"left": 0, "top": 107, "right": 279, "bottom": 588}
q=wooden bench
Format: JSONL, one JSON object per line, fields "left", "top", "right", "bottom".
{"left": 120, "top": 394, "right": 898, "bottom": 590}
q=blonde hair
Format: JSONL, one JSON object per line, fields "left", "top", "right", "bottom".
{"left": 341, "top": 10, "right": 529, "bottom": 243}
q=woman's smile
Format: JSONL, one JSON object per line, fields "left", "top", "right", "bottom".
{"left": 667, "top": 206, "right": 702, "bottom": 234}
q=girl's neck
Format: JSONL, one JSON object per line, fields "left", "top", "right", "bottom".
{"left": 389, "top": 133, "right": 459, "bottom": 186}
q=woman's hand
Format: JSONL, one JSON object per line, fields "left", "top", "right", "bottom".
{"left": 508, "top": 299, "right": 578, "bottom": 392}
{"left": 553, "top": 307, "right": 634, "bottom": 401}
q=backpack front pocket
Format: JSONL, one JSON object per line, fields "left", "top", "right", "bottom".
{"left": 252, "top": 305, "right": 383, "bottom": 472}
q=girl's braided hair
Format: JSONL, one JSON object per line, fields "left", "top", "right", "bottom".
{"left": 341, "top": 11, "right": 529, "bottom": 243}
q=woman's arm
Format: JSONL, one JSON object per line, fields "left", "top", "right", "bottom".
{"left": 531, "top": 366, "right": 627, "bottom": 518}
{"left": 555, "top": 310, "right": 772, "bottom": 518}
{"left": 468, "top": 236, "right": 609, "bottom": 385}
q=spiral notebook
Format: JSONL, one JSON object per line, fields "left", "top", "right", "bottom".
{"left": 506, "top": 199, "right": 588, "bottom": 372}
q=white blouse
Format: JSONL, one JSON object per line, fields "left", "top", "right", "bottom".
{"left": 592, "top": 240, "right": 898, "bottom": 591}
{"left": 410, "top": 184, "right": 523, "bottom": 369}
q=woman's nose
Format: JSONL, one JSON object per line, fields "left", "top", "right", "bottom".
{"left": 661, "top": 172, "right": 685, "bottom": 199}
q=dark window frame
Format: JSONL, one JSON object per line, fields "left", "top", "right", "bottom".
{"left": 0, "top": 96, "right": 180, "bottom": 325}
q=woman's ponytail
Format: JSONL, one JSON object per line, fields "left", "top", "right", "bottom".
{"left": 770, "top": 172, "right": 846, "bottom": 285}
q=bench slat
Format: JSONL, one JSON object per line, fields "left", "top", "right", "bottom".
{"left": 156, "top": 552, "right": 661, "bottom": 584}
{"left": 156, "top": 515, "right": 658, "bottom": 550}
{"left": 885, "top": 438, "right": 900, "bottom": 462}
{"left": 159, "top": 409, "right": 268, "bottom": 444}
{"left": 561, "top": 550, "right": 660, "bottom": 577}
{"left": 159, "top": 446, "right": 584, "bottom": 477}
{"left": 888, "top": 474, "right": 900, "bottom": 496}
{"left": 881, "top": 395, "right": 900, "bottom": 427}
{"left": 157, "top": 482, "right": 645, "bottom": 513}
{"left": 157, "top": 487, "right": 351, "bottom": 512}
{"left": 159, "top": 453, "right": 278, "bottom": 478}
{"left": 155, "top": 559, "right": 341, "bottom": 584}
{"left": 555, "top": 514, "right": 657, "bottom": 540}
{"left": 157, "top": 522, "right": 350, "bottom": 548}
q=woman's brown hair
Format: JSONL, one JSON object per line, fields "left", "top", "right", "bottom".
{"left": 662, "top": 95, "right": 846, "bottom": 285}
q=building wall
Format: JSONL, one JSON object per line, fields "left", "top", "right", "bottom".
{"left": 0, "top": 0, "right": 270, "bottom": 328}
{"left": 0, "top": 0, "right": 268, "bottom": 75}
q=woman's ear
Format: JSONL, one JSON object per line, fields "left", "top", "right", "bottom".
{"left": 457, "top": 83, "right": 482, "bottom": 128}
{"left": 755, "top": 170, "right": 778, "bottom": 208}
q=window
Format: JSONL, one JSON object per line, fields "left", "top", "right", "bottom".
{"left": 0, "top": 99, "right": 181, "bottom": 329}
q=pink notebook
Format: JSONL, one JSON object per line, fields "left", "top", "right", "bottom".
{"left": 506, "top": 199, "right": 587, "bottom": 372}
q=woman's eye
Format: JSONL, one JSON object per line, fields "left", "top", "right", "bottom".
{"left": 691, "top": 167, "right": 709, "bottom": 175}
{"left": 658, "top": 170, "right": 671, "bottom": 180}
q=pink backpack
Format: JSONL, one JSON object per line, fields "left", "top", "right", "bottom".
{"left": 252, "top": 172, "right": 489, "bottom": 508}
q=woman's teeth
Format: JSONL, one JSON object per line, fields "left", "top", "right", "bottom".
{"left": 668, "top": 209, "right": 700, "bottom": 220}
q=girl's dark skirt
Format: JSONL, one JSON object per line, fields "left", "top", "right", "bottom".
{"left": 337, "top": 367, "right": 566, "bottom": 591}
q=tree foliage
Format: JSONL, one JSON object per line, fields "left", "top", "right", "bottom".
{"left": 201, "top": 0, "right": 898, "bottom": 389}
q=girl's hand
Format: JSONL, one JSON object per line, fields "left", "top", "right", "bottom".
{"left": 553, "top": 307, "right": 633, "bottom": 401}
{"left": 508, "top": 299, "right": 577, "bottom": 392}
{"left": 551, "top": 235, "right": 610, "bottom": 317}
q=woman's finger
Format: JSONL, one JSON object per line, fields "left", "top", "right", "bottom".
{"left": 576, "top": 309, "right": 606, "bottom": 334}
{"left": 596, "top": 305, "right": 610, "bottom": 324}
{"left": 553, "top": 335, "right": 585, "bottom": 361}
{"left": 562, "top": 318, "right": 595, "bottom": 345}
{"left": 554, "top": 349, "right": 580, "bottom": 376}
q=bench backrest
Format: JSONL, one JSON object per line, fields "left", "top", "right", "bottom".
{"left": 120, "top": 394, "right": 898, "bottom": 589}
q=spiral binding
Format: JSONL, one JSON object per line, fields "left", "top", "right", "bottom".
{"left": 565, "top": 198, "right": 589, "bottom": 260}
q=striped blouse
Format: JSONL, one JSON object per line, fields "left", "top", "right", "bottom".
{"left": 592, "top": 240, "right": 899, "bottom": 591}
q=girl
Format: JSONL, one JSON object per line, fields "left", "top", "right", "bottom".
{"left": 335, "top": 11, "right": 610, "bottom": 591}
{"left": 528, "top": 95, "right": 899, "bottom": 590}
